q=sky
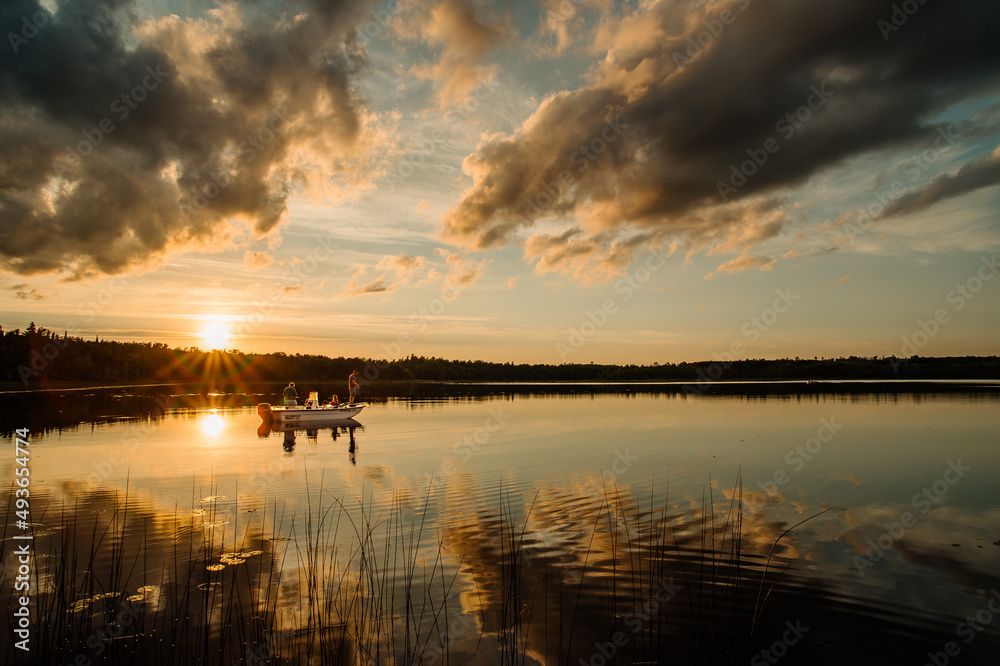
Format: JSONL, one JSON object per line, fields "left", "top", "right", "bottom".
{"left": 1, "top": 0, "right": 999, "bottom": 364}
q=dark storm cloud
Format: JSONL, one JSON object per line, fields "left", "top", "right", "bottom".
{"left": 0, "top": 0, "right": 375, "bottom": 278}
{"left": 441, "top": 0, "right": 1000, "bottom": 272}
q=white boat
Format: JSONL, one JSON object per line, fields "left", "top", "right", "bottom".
{"left": 258, "top": 401, "right": 366, "bottom": 424}
{"left": 259, "top": 417, "right": 362, "bottom": 434}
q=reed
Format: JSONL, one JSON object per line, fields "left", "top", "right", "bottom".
{"left": 2, "top": 473, "right": 824, "bottom": 664}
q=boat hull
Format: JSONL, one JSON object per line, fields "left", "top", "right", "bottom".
{"left": 258, "top": 402, "right": 366, "bottom": 423}
{"left": 261, "top": 418, "right": 362, "bottom": 434}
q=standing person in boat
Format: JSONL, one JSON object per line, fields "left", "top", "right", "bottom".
{"left": 283, "top": 382, "right": 298, "bottom": 406}
{"left": 349, "top": 370, "right": 360, "bottom": 404}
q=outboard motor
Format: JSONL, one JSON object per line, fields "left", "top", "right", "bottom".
{"left": 257, "top": 403, "right": 272, "bottom": 420}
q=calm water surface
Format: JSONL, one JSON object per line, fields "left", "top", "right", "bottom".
{"left": 2, "top": 383, "right": 999, "bottom": 664}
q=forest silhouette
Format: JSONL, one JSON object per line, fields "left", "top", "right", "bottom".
{"left": 3, "top": 322, "right": 997, "bottom": 386}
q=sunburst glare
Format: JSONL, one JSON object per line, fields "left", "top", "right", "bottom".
{"left": 200, "top": 323, "right": 231, "bottom": 350}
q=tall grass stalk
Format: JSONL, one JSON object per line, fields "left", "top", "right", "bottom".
{"left": 3, "top": 474, "right": 823, "bottom": 664}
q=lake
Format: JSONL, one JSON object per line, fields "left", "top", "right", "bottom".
{"left": 3, "top": 382, "right": 999, "bottom": 665}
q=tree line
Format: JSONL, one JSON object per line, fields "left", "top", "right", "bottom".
{"left": 2, "top": 322, "right": 998, "bottom": 386}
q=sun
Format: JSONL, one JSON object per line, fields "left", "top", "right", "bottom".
{"left": 200, "top": 323, "right": 231, "bottom": 350}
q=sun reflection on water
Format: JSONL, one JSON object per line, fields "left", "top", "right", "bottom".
{"left": 200, "top": 411, "right": 225, "bottom": 436}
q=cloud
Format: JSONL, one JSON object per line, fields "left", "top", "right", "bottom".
{"left": 339, "top": 253, "right": 435, "bottom": 297}
{"left": 243, "top": 251, "right": 274, "bottom": 270}
{"left": 705, "top": 254, "right": 776, "bottom": 279}
{"left": 523, "top": 226, "right": 646, "bottom": 282}
{"left": 435, "top": 248, "right": 485, "bottom": 292}
{"left": 342, "top": 247, "right": 486, "bottom": 297}
{"left": 354, "top": 276, "right": 392, "bottom": 294}
{"left": 444, "top": 264, "right": 481, "bottom": 290}
{"left": 535, "top": 0, "right": 607, "bottom": 56}
{"left": 704, "top": 211, "right": 787, "bottom": 256}
{"left": 440, "top": 0, "right": 1000, "bottom": 279}
{"left": 9, "top": 282, "right": 46, "bottom": 299}
{"left": 338, "top": 252, "right": 437, "bottom": 297}
{"left": 823, "top": 275, "right": 853, "bottom": 288}
{"left": 523, "top": 226, "right": 666, "bottom": 282}
{"left": 878, "top": 146, "right": 1000, "bottom": 219}
{"left": 523, "top": 228, "right": 597, "bottom": 275}
{"left": 340, "top": 264, "right": 394, "bottom": 297}
{"left": 395, "top": 0, "right": 510, "bottom": 107}
{"left": 0, "top": 0, "right": 386, "bottom": 280}
{"left": 376, "top": 253, "right": 426, "bottom": 279}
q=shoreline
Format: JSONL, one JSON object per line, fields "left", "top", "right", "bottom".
{"left": 3, "top": 377, "right": 999, "bottom": 394}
